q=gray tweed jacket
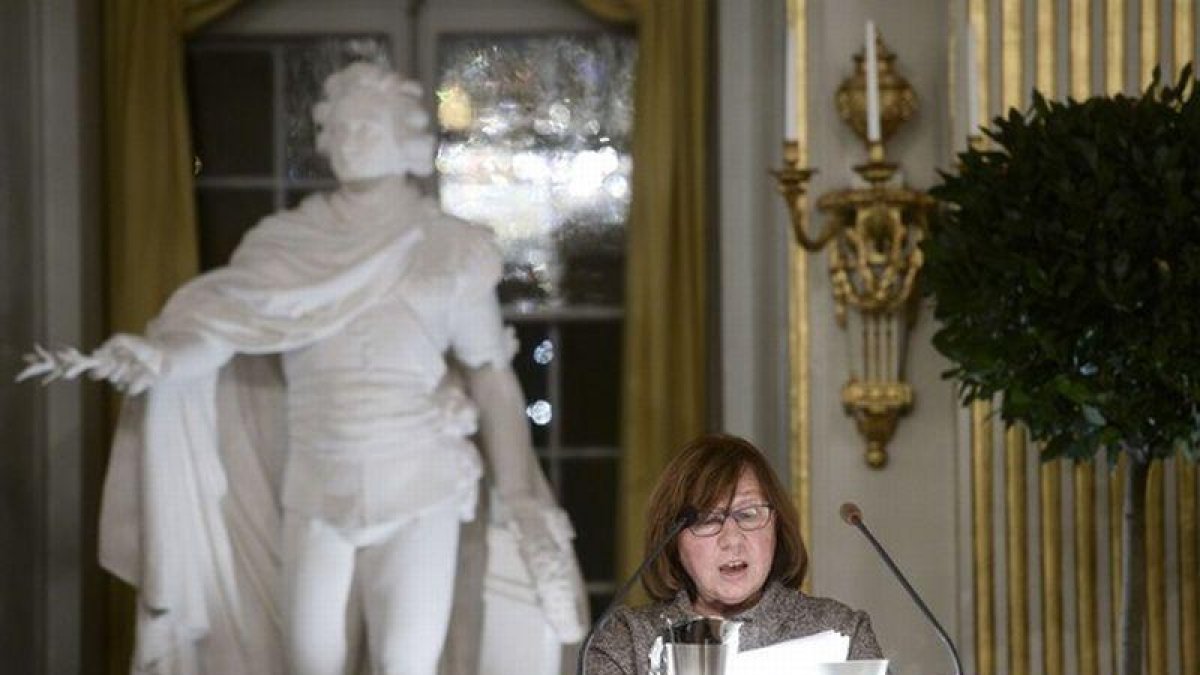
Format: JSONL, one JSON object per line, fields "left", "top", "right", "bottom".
{"left": 585, "top": 581, "right": 883, "bottom": 675}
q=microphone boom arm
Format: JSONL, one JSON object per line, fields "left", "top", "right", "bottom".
{"left": 576, "top": 509, "right": 696, "bottom": 675}
{"left": 845, "top": 507, "right": 964, "bottom": 675}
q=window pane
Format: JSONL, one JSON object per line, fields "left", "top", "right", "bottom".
{"left": 435, "top": 34, "right": 635, "bottom": 307}
{"left": 196, "top": 188, "right": 275, "bottom": 270}
{"left": 559, "top": 456, "right": 618, "bottom": 581}
{"left": 511, "top": 322, "right": 552, "bottom": 448}
{"left": 283, "top": 37, "right": 392, "bottom": 181}
{"left": 558, "top": 219, "right": 625, "bottom": 306}
{"left": 560, "top": 321, "right": 621, "bottom": 446}
{"left": 188, "top": 49, "right": 274, "bottom": 175}
{"left": 188, "top": 35, "right": 392, "bottom": 270}
{"left": 588, "top": 592, "right": 614, "bottom": 623}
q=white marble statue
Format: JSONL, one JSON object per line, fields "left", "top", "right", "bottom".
{"left": 21, "top": 62, "right": 586, "bottom": 675}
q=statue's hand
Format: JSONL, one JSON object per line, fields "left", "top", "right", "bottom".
{"left": 15, "top": 333, "right": 219, "bottom": 394}
{"left": 16, "top": 344, "right": 99, "bottom": 385}
{"left": 505, "top": 496, "right": 587, "bottom": 643}
{"left": 90, "top": 334, "right": 164, "bottom": 394}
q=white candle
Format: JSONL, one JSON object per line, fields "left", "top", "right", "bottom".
{"left": 785, "top": 25, "right": 797, "bottom": 139}
{"left": 966, "top": 28, "right": 979, "bottom": 135}
{"left": 865, "top": 20, "right": 881, "bottom": 143}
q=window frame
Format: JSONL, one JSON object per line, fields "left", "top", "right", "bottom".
{"left": 190, "top": 0, "right": 631, "bottom": 615}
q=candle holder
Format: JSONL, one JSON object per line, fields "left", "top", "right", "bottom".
{"left": 772, "top": 35, "right": 933, "bottom": 469}
{"left": 770, "top": 141, "right": 823, "bottom": 249}
{"left": 834, "top": 33, "right": 917, "bottom": 145}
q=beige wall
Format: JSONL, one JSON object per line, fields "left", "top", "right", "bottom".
{"left": 2, "top": 0, "right": 103, "bottom": 673}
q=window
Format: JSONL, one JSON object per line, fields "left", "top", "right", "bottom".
{"left": 435, "top": 33, "right": 635, "bottom": 615}
{"left": 188, "top": 35, "right": 391, "bottom": 267}
{"left": 187, "top": 27, "right": 635, "bottom": 620}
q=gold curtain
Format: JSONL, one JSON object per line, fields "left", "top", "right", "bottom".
{"left": 101, "top": 1, "right": 243, "bottom": 670}
{"left": 576, "top": 0, "right": 711, "bottom": 584}
{"left": 103, "top": 0, "right": 241, "bottom": 336}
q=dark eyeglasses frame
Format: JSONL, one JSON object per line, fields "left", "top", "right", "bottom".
{"left": 686, "top": 503, "right": 774, "bottom": 537}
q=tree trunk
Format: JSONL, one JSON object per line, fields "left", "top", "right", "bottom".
{"left": 1119, "top": 455, "right": 1151, "bottom": 675}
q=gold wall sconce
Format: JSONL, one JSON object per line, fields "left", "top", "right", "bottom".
{"left": 772, "top": 31, "right": 933, "bottom": 469}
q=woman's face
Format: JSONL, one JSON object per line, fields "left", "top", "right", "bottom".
{"left": 678, "top": 468, "right": 776, "bottom": 617}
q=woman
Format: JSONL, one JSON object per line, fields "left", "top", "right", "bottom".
{"left": 587, "top": 433, "right": 882, "bottom": 674}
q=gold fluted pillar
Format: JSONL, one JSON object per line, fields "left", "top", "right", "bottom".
{"left": 785, "top": 0, "right": 812, "bottom": 589}
{"left": 1142, "top": 0, "right": 1159, "bottom": 82}
{"left": 1067, "top": 14, "right": 1094, "bottom": 675}
{"left": 1037, "top": 0, "right": 1058, "bottom": 94}
{"left": 1005, "top": 426, "right": 1029, "bottom": 675}
{"left": 1109, "top": 455, "right": 1126, "bottom": 675}
{"left": 1106, "top": 0, "right": 1125, "bottom": 94}
{"left": 1041, "top": 459, "right": 1064, "bottom": 675}
{"left": 970, "top": 0, "right": 990, "bottom": 129}
{"left": 1146, "top": 462, "right": 1167, "bottom": 675}
{"left": 972, "top": 400, "right": 996, "bottom": 675}
{"left": 1180, "top": 460, "right": 1198, "bottom": 675}
{"left": 1021, "top": 17, "right": 1063, "bottom": 663}
{"left": 1002, "top": 0, "right": 1022, "bottom": 109}
{"left": 1074, "top": 463, "right": 1098, "bottom": 675}
{"left": 1175, "top": 0, "right": 1194, "bottom": 74}
{"left": 1070, "top": 0, "right": 1092, "bottom": 98}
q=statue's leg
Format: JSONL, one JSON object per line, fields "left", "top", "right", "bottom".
{"left": 358, "top": 500, "right": 462, "bottom": 675}
{"left": 284, "top": 511, "right": 359, "bottom": 675}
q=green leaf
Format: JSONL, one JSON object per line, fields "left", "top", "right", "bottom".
{"left": 1082, "top": 405, "right": 1107, "bottom": 427}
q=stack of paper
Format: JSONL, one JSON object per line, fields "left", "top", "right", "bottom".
{"left": 728, "top": 630, "right": 888, "bottom": 675}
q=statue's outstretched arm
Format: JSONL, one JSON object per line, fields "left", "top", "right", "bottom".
{"left": 16, "top": 332, "right": 234, "bottom": 394}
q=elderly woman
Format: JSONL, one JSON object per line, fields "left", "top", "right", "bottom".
{"left": 587, "top": 433, "right": 883, "bottom": 674}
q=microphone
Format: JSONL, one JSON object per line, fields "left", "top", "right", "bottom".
{"left": 576, "top": 506, "right": 698, "bottom": 675}
{"left": 840, "top": 502, "right": 964, "bottom": 675}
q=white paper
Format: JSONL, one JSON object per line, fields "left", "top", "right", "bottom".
{"left": 793, "top": 661, "right": 889, "bottom": 675}
{"left": 729, "top": 629, "right": 849, "bottom": 675}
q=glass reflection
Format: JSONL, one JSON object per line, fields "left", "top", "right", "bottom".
{"left": 526, "top": 399, "right": 554, "bottom": 426}
{"left": 436, "top": 34, "right": 635, "bottom": 307}
{"left": 284, "top": 37, "right": 392, "bottom": 181}
{"left": 533, "top": 339, "right": 555, "bottom": 365}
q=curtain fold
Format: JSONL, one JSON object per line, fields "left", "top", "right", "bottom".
{"left": 104, "top": 0, "right": 241, "bottom": 336}
{"left": 101, "top": 1, "right": 243, "bottom": 671}
{"left": 577, "top": 0, "right": 711, "bottom": 587}
{"left": 577, "top": 0, "right": 636, "bottom": 23}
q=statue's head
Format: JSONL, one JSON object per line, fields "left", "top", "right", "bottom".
{"left": 313, "top": 62, "right": 435, "bottom": 182}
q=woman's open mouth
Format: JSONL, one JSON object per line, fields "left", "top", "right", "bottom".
{"left": 719, "top": 560, "right": 749, "bottom": 576}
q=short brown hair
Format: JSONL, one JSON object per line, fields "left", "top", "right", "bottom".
{"left": 640, "top": 433, "right": 808, "bottom": 602}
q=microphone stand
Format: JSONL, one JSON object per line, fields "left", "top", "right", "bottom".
{"left": 576, "top": 508, "right": 696, "bottom": 675}
{"left": 841, "top": 503, "right": 964, "bottom": 675}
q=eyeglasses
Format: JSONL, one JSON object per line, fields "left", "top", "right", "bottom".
{"left": 687, "top": 504, "right": 774, "bottom": 537}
